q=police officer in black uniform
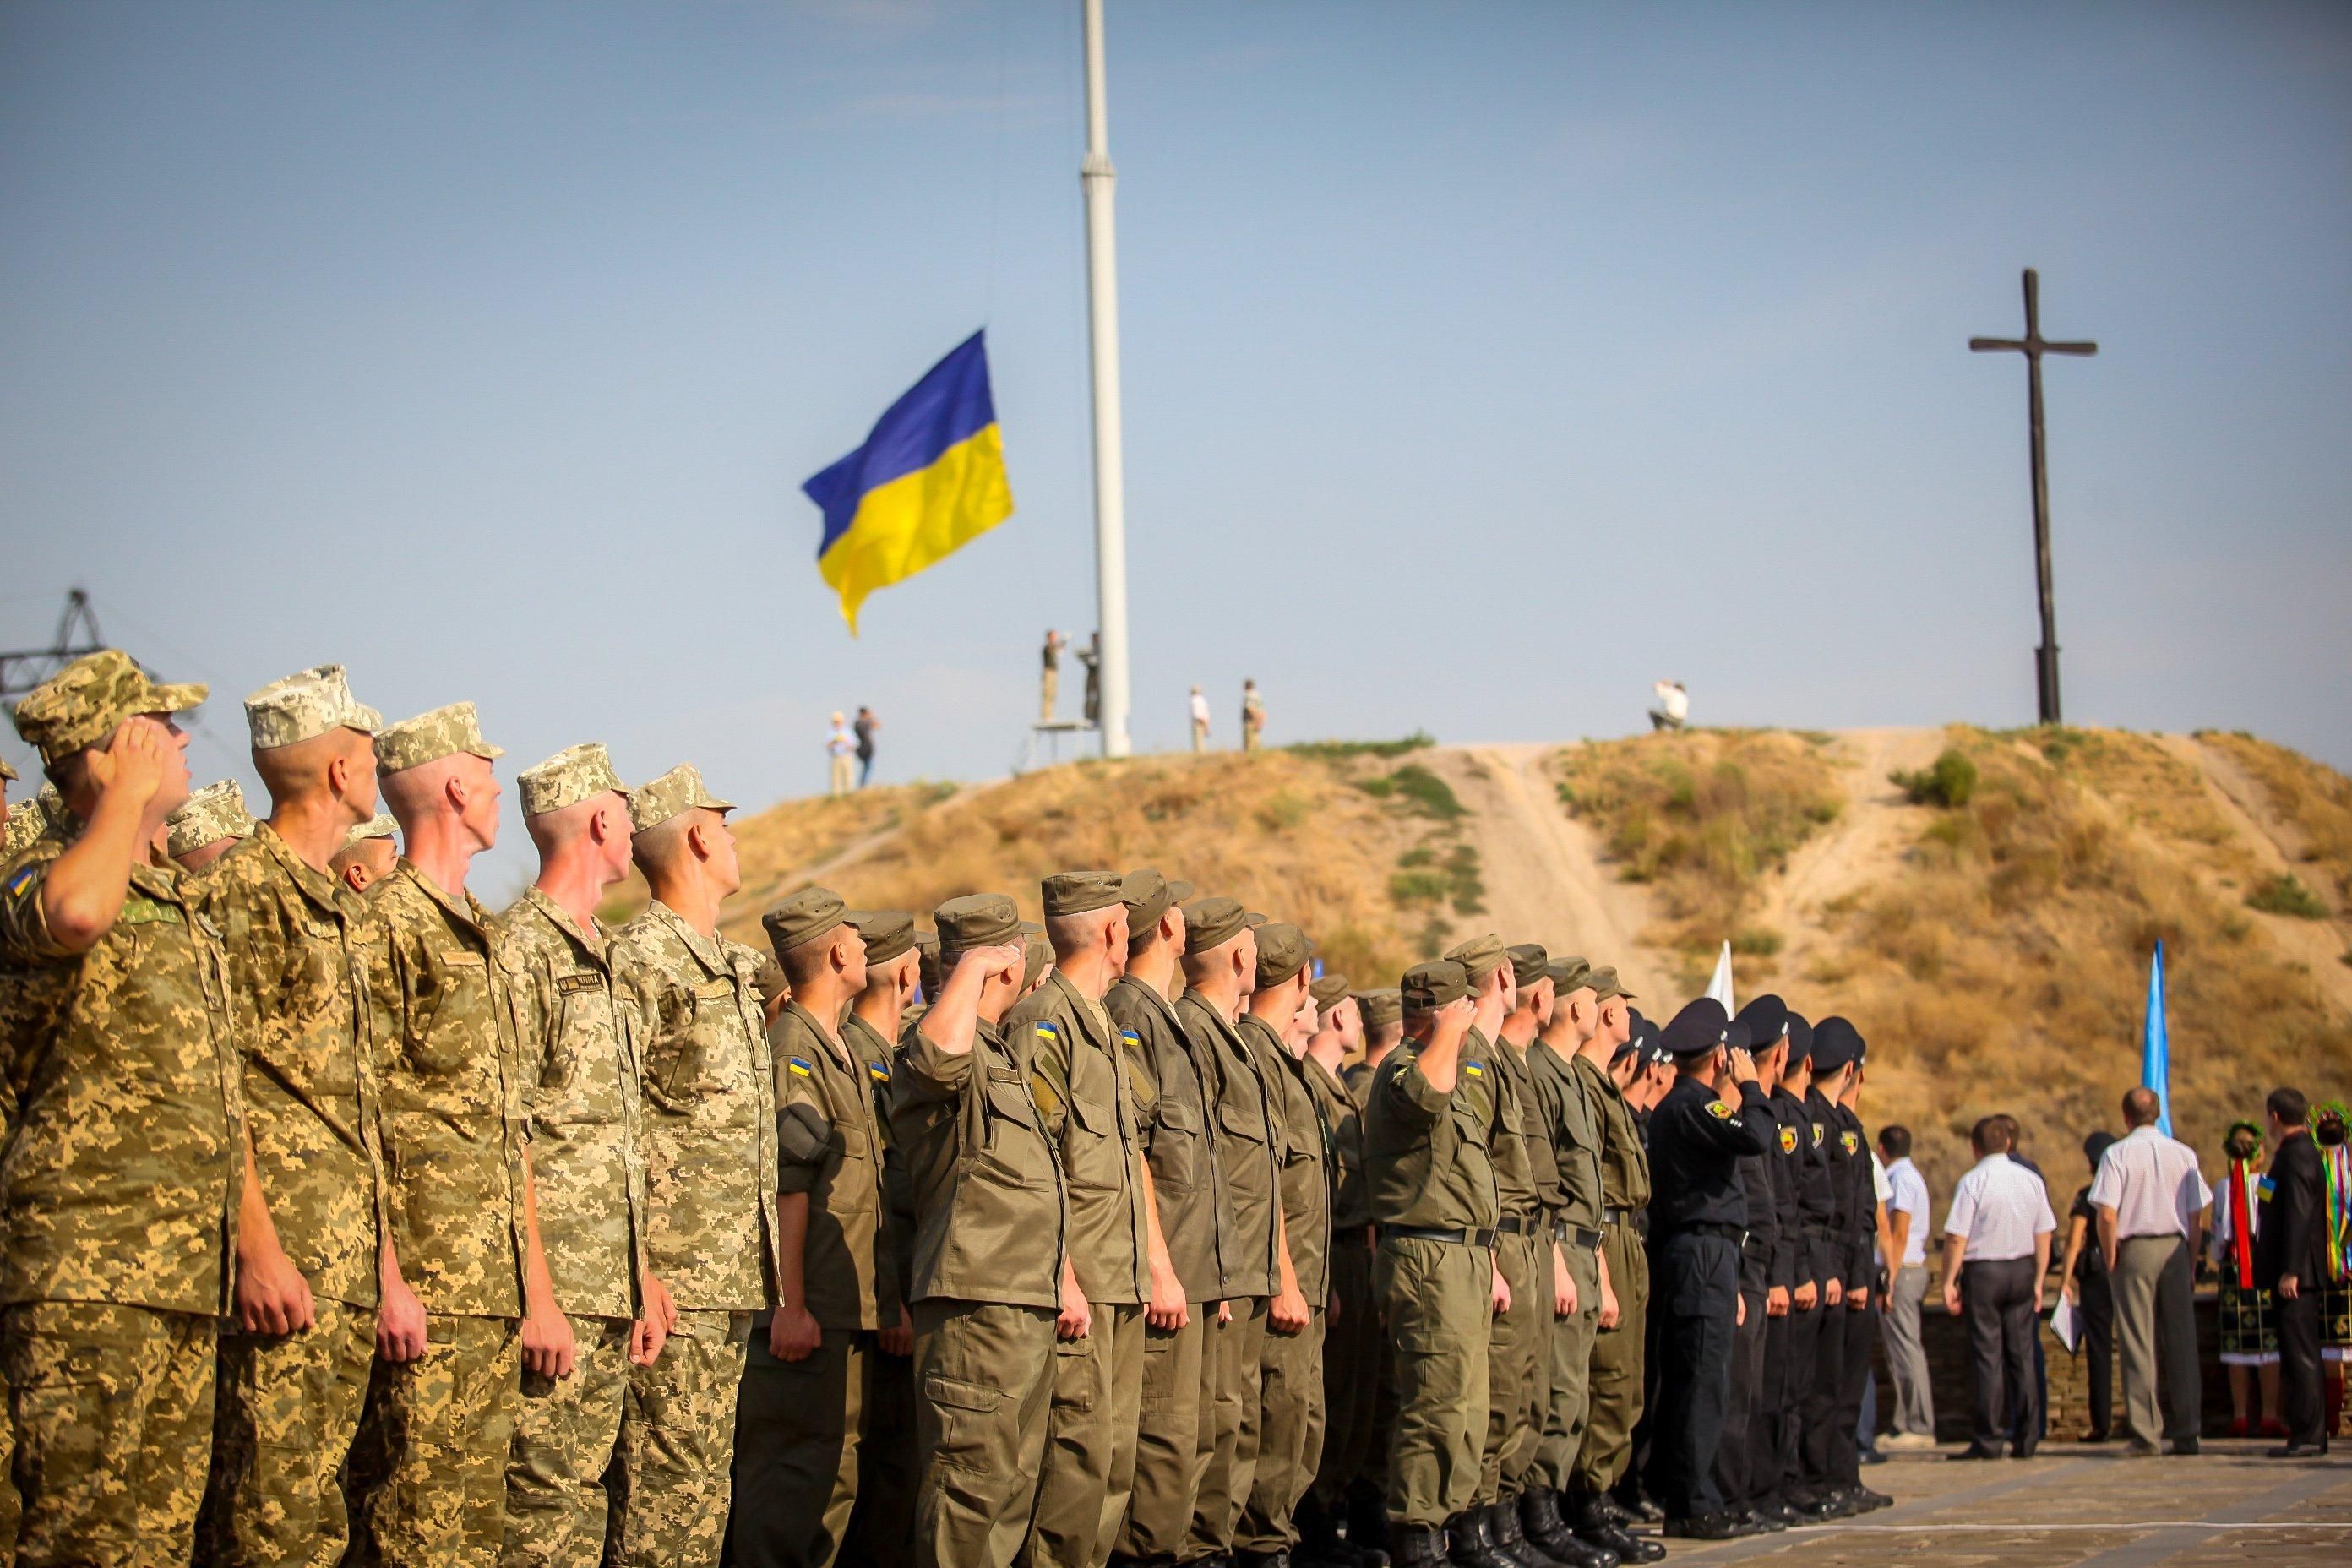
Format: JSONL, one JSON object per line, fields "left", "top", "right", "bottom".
{"left": 1822, "top": 1020, "right": 1892, "bottom": 1512}
{"left": 1713, "top": 996, "right": 1793, "bottom": 1534}
{"left": 1642, "top": 999, "right": 1771, "bottom": 1541}
{"left": 1772, "top": 1015, "right": 1838, "bottom": 1520}
{"left": 1797, "top": 1015, "right": 1857, "bottom": 1516}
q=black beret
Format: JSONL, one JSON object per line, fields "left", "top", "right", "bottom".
{"left": 1810, "top": 1015, "right": 1864, "bottom": 1074}
{"left": 1733, "top": 994, "right": 1789, "bottom": 1050}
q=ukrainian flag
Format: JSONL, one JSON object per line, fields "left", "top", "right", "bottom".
{"left": 803, "top": 330, "right": 1015, "bottom": 634}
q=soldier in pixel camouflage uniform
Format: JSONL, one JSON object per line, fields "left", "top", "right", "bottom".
{"left": 2, "top": 781, "right": 63, "bottom": 865}
{"left": 498, "top": 743, "right": 672, "bottom": 1566}
{"left": 193, "top": 664, "right": 390, "bottom": 1568}
{"left": 613, "top": 765, "right": 776, "bottom": 1568}
{"left": 349, "top": 700, "right": 529, "bottom": 1568}
{"left": 1, "top": 651, "right": 242, "bottom": 1568}
{"left": 166, "top": 777, "right": 257, "bottom": 873}
{"left": 0, "top": 750, "right": 13, "bottom": 1562}
{"left": 332, "top": 812, "right": 399, "bottom": 896}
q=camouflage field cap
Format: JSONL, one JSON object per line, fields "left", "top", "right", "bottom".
{"left": 1253, "top": 922, "right": 1311, "bottom": 990}
{"left": 1548, "top": 956, "right": 1594, "bottom": 994}
{"left": 12, "top": 649, "right": 207, "bottom": 765}
{"left": 1181, "top": 896, "right": 1250, "bottom": 955}
{"left": 764, "top": 886, "right": 851, "bottom": 956}
{"left": 1042, "top": 870, "right": 1124, "bottom": 917}
{"left": 517, "top": 742, "right": 629, "bottom": 818}
{"left": 849, "top": 909, "right": 917, "bottom": 966}
{"left": 376, "top": 701, "right": 503, "bottom": 775}
{"left": 935, "top": 892, "right": 1021, "bottom": 956}
{"left": 1587, "top": 965, "right": 1635, "bottom": 1003}
{"left": 1121, "top": 868, "right": 1195, "bottom": 934}
{"left": 343, "top": 812, "right": 397, "bottom": 849}
{"left": 1401, "top": 960, "right": 1470, "bottom": 1011}
{"left": 1309, "top": 972, "right": 1353, "bottom": 1011}
{"left": 166, "top": 779, "right": 256, "bottom": 858}
{"left": 1355, "top": 988, "right": 1403, "bottom": 1030}
{"left": 243, "top": 664, "right": 383, "bottom": 749}
{"left": 1443, "top": 932, "right": 1509, "bottom": 987}
{"left": 1508, "top": 943, "right": 1550, "bottom": 991}
{"left": 628, "top": 763, "right": 734, "bottom": 834}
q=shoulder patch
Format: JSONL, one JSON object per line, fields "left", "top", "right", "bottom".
{"left": 787, "top": 1057, "right": 814, "bottom": 1079}
{"left": 1811, "top": 1122, "right": 1826, "bottom": 1147}
{"left": 866, "top": 1059, "right": 890, "bottom": 1084}
{"left": 557, "top": 972, "right": 601, "bottom": 996}
{"left": 2257, "top": 1175, "right": 2276, "bottom": 1200}
{"left": 4, "top": 864, "right": 35, "bottom": 900}
{"left": 1779, "top": 1126, "right": 1798, "bottom": 1153}
{"left": 1035, "top": 1021, "right": 1061, "bottom": 1043}
{"left": 1706, "top": 1099, "right": 1733, "bottom": 1119}
{"left": 1841, "top": 1130, "right": 1859, "bottom": 1154}
{"left": 1463, "top": 1060, "right": 1485, "bottom": 1077}
{"left": 1119, "top": 1029, "right": 1142, "bottom": 1048}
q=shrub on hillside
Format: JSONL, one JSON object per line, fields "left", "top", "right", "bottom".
{"left": 1891, "top": 749, "right": 1978, "bottom": 808}
{"left": 2246, "top": 873, "right": 2328, "bottom": 920}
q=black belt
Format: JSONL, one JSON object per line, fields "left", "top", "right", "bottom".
{"left": 1556, "top": 1222, "right": 1603, "bottom": 1250}
{"left": 1497, "top": 1217, "right": 1541, "bottom": 1236}
{"left": 1380, "top": 1224, "right": 1500, "bottom": 1248}
{"left": 1603, "top": 1206, "right": 1640, "bottom": 1227}
{"left": 1663, "top": 1222, "right": 1748, "bottom": 1244}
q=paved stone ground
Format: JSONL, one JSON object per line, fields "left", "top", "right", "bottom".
{"left": 1652, "top": 1441, "right": 2352, "bottom": 1565}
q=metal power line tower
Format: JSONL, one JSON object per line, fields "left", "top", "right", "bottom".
{"left": 0, "top": 590, "right": 107, "bottom": 700}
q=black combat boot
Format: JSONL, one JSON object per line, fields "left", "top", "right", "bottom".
{"left": 1521, "top": 1489, "right": 1615, "bottom": 1568}
{"left": 1388, "top": 1523, "right": 1449, "bottom": 1568}
{"left": 1485, "top": 1499, "right": 1557, "bottom": 1568}
{"left": 1345, "top": 1484, "right": 1393, "bottom": 1560}
{"left": 1444, "top": 1510, "right": 1516, "bottom": 1568}
{"left": 1568, "top": 1495, "right": 1661, "bottom": 1565}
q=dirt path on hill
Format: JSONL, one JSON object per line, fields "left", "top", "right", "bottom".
{"left": 2161, "top": 734, "right": 2352, "bottom": 1014}
{"left": 1759, "top": 727, "right": 1945, "bottom": 984}
{"left": 1421, "top": 745, "right": 1670, "bottom": 999}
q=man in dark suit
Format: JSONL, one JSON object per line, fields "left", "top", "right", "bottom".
{"left": 2255, "top": 1086, "right": 2329, "bottom": 1458}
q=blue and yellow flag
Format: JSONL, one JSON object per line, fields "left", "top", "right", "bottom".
{"left": 803, "top": 330, "right": 1014, "bottom": 634}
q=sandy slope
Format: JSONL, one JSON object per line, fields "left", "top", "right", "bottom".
{"left": 1757, "top": 727, "right": 1945, "bottom": 985}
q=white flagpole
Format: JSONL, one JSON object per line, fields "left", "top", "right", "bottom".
{"left": 1080, "top": 0, "right": 1132, "bottom": 759}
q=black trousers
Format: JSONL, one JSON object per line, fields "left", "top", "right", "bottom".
{"left": 2079, "top": 1276, "right": 2114, "bottom": 1437}
{"left": 1711, "top": 1286, "right": 1768, "bottom": 1509}
{"left": 1962, "top": 1258, "right": 2040, "bottom": 1451}
{"left": 1781, "top": 1298, "right": 1827, "bottom": 1492}
{"left": 1754, "top": 1308, "right": 1796, "bottom": 1503}
{"left": 1832, "top": 1299, "right": 1876, "bottom": 1484}
{"left": 2276, "top": 1288, "right": 2325, "bottom": 1447}
{"left": 1800, "top": 1292, "right": 1848, "bottom": 1484}
{"left": 1645, "top": 1233, "right": 1740, "bottom": 1521}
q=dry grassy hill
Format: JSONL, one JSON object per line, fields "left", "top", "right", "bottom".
{"left": 666, "top": 726, "right": 2352, "bottom": 1197}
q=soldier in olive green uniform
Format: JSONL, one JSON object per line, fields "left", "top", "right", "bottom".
{"left": 1299, "top": 972, "right": 1379, "bottom": 1566}
{"left": 890, "top": 896, "right": 1063, "bottom": 1568}
{"left": 1566, "top": 972, "right": 1662, "bottom": 1563}
{"left": 841, "top": 909, "right": 923, "bottom": 1568}
{"left": 1105, "top": 869, "right": 1230, "bottom": 1567}
{"left": 1342, "top": 988, "right": 1406, "bottom": 1554}
{"left": 1176, "top": 899, "right": 1284, "bottom": 1561}
{"left": 1009, "top": 871, "right": 1155, "bottom": 1568}
{"left": 1, "top": 652, "right": 240, "bottom": 1568}
{"left": 497, "top": 743, "right": 665, "bottom": 1566}
{"left": 165, "top": 776, "right": 256, "bottom": 872}
{"left": 1234, "top": 923, "right": 1328, "bottom": 1565}
{"left": 1364, "top": 958, "right": 1511, "bottom": 1568}
{"left": 351, "top": 701, "right": 529, "bottom": 1568}
{"left": 732, "top": 887, "right": 901, "bottom": 1567}
{"left": 1521, "top": 959, "right": 1621, "bottom": 1568}
{"left": 196, "top": 665, "right": 389, "bottom": 1568}
{"left": 614, "top": 765, "right": 778, "bottom": 1567}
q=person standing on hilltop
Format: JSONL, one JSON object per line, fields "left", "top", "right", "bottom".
{"left": 1648, "top": 681, "right": 1687, "bottom": 732}
{"left": 1240, "top": 681, "right": 1266, "bottom": 753}
{"left": 826, "top": 713, "right": 855, "bottom": 798}
{"left": 1041, "top": 629, "right": 1066, "bottom": 722}
{"left": 852, "top": 706, "right": 879, "bottom": 789}
{"left": 1190, "top": 685, "right": 1211, "bottom": 754}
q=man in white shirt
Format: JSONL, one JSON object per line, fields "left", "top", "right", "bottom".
{"left": 825, "top": 713, "right": 854, "bottom": 798}
{"left": 1939, "top": 1116, "right": 2055, "bottom": 1460}
{"left": 1188, "top": 686, "right": 1211, "bottom": 753}
{"left": 2088, "top": 1087, "right": 2213, "bottom": 1456}
{"left": 1876, "top": 1126, "right": 1936, "bottom": 1449}
{"left": 1648, "top": 680, "right": 1689, "bottom": 732}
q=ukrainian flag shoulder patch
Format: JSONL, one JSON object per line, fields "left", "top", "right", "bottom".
{"left": 1035, "top": 1021, "right": 1061, "bottom": 1044}
{"left": 1463, "top": 1060, "right": 1485, "bottom": 1077}
{"left": 1120, "top": 1029, "right": 1142, "bottom": 1049}
{"left": 787, "top": 1057, "right": 814, "bottom": 1079}
{"left": 3, "top": 864, "right": 34, "bottom": 900}
{"left": 866, "top": 1060, "right": 890, "bottom": 1084}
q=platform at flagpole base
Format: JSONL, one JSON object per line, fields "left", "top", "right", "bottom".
{"left": 1018, "top": 721, "right": 1098, "bottom": 775}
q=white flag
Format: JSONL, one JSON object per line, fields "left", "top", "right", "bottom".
{"left": 1705, "top": 941, "right": 1734, "bottom": 1011}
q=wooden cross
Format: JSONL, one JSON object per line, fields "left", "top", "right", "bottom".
{"left": 1972, "top": 269, "right": 2097, "bottom": 726}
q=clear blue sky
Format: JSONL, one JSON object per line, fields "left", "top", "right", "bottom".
{"left": 5, "top": 2, "right": 2348, "bottom": 890}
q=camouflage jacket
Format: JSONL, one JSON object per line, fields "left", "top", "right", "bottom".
{"left": 495, "top": 889, "right": 646, "bottom": 1322}
{"left": 617, "top": 901, "right": 776, "bottom": 1313}
{"left": 0, "top": 830, "right": 242, "bottom": 1314}
{"left": 365, "top": 862, "right": 526, "bottom": 1318}
{"left": 1006, "top": 970, "right": 1150, "bottom": 1305}
{"left": 194, "top": 825, "right": 384, "bottom": 1308}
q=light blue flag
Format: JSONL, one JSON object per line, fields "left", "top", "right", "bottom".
{"left": 2142, "top": 940, "right": 2171, "bottom": 1135}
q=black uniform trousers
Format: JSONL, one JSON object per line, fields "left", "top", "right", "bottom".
{"left": 1645, "top": 1232, "right": 1740, "bottom": 1521}
{"left": 1751, "top": 1309, "right": 1796, "bottom": 1504}
{"left": 1961, "top": 1258, "right": 2041, "bottom": 1451}
{"left": 2276, "top": 1289, "right": 2326, "bottom": 1448}
{"left": 2078, "top": 1273, "right": 2115, "bottom": 1440}
{"left": 1710, "top": 1285, "right": 1767, "bottom": 1510}
{"left": 1799, "top": 1296, "right": 1847, "bottom": 1485}
{"left": 1778, "top": 1299, "right": 1825, "bottom": 1495}
{"left": 1832, "top": 1299, "right": 1876, "bottom": 1482}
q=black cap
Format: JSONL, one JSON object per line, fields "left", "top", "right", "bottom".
{"left": 1784, "top": 1011, "right": 1814, "bottom": 1067}
{"left": 1734, "top": 994, "right": 1790, "bottom": 1051}
{"left": 1662, "top": 998, "right": 1730, "bottom": 1058}
{"left": 1810, "top": 1016, "right": 1863, "bottom": 1074}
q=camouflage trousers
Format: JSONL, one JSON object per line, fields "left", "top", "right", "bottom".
{"left": 0, "top": 1363, "right": 18, "bottom": 1563}
{"left": 201, "top": 1297, "right": 377, "bottom": 1567}
{"left": 910, "top": 1298, "right": 1055, "bottom": 1568}
{"left": 729, "top": 1326, "right": 870, "bottom": 1568}
{"left": 348, "top": 1312, "right": 521, "bottom": 1568}
{"left": 1, "top": 1299, "right": 217, "bottom": 1568}
{"left": 1023, "top": 1301, "right": 1144, "bottom": 1568}
{"left": 1238, "top": 1307, "right": 1326, "bottom": 1554}
{"left": 610, "top": 1308, "right": 749, "bottom": 1568}
{"left": 501, "top": 1313, "right": 632, "bottom": 1568}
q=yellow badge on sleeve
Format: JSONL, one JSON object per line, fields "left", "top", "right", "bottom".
{"left": 1707, "top": 1099, "right": 1733, "bottom": 1119}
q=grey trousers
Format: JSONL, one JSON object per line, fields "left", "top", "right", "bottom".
{"left": 1881, "top": 1266, "right": 1936, "bottom": 1437}
{"left": 2113, "top": 1235, "right": 2199, "bottom": 1446}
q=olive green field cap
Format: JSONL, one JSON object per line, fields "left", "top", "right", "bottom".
{"left": 1549, "top": 956, "right": 1593, "bottom": 993}
{"left": 1253, "top": 923, "right": 1311, "bottom": 990}
{"left": 764, "top": 886, "right": 851, "bottom": 956}
{"left": 1244, "top": 911, "right": 1268, "bottom": 928}
{"left": 1443, "top": 932, "right": 1508, "bottom": 987}
{"left": 1121, "top": 868, "right": 1194, "bottom": 934}
{"left": 1401, "top": 960, "right": 1470, "bottom": 1011}
{"left": 1355, "top": 988, "right": 1403, "bottom": 1030}
{"left": 849, "top": 909, "right": 917, "bottom": 966}
{"left": 376, "top": 701, "right": 502, "bottom": 775}
{"left": 915, "top": 929, "right": 942, "bottom": 994}
{"left": 1508, "top": 943, "right": 1550, "bottom": 991}
{"left": 629, "top": 763, "right": 734, "bottom": 834}
{"left": 1021, "top": 931, "right": 1053, "bottom": 991}
{"left": 12, "top": 649, "right": 207, "bottom": 765}
{"left": 166, "top": 780, "right": 256, "bottom": 859}
{"left": 244, "top": 663, "right": 382, "bottom": 749}
{"left": 1588, "top": 965, "right": 1635, "bottom": 1002}
{"left": 517, "top": 742, "right": 629, "bottom": 818}
{"left": 1042, "top": 870, "right": 1124, "bottom": 917}
{"left": 935, "top": 892, "right": 1022, "bottom": 956}
{"left": 1309, "top": 972, "right": 1353, "bottom": 1010}
{"left": 754, "top": 954, "right": 790, "bottom": 1007}
{"left": 1181, "top": 896, "right": 1250, "bottom": 955}
{"left": 343, "top": 812, "right": 397, "bottom": 850}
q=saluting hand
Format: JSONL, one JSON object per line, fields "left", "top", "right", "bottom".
{"left": 86, "top": 715, "right": 175, "bottom": 809}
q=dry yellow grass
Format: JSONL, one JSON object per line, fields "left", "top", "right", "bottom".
{"left": 2202, "top": 731, "right": 2352, "bottom": 909}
